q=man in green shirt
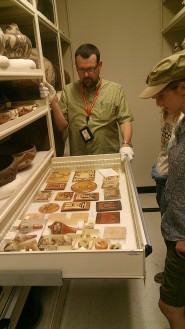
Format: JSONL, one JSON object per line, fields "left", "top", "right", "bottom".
{"left": 40, "top": 44, "right": 134, "bottom": 159}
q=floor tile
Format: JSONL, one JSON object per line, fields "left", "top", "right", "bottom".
{"left": 139, "top": 193, "right": 158, "bottom": 209}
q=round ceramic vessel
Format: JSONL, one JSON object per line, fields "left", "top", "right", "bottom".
{"left": 3, "top": 23, "right": 32, "bottom": 58}
{"left": 0, "top": 144, "right": 36, "bottom": 170}
{"left": 0, "top": 28, "right": 5, "bottom": 55}
{"left": 0, "top": 154, "right": 18, "bottom": 187}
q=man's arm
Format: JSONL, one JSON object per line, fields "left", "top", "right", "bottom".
{"left": 119, "top": 121, "right": 133, "bottom": 146}
{"left": 50, "top": 95, "right": 68, "bottom": 132}
{"left": 119, "top": 121, "right": 134, "bottom": 161}
{"left": 39, "top": 82, "right": 68, "bottom": 133}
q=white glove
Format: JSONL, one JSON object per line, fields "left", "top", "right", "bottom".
{"left": 120, "top": 146, "right": 134, "bottom": 161}
{"left": 39, "top": 82, "right": 56, "bottom": 103}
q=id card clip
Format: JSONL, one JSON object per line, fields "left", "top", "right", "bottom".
{"left": 79, "top": 125, "right": 94, "bottom": 143}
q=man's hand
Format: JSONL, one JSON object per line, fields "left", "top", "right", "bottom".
{"left": 39, "top": 82, "right": 56, "bottom": 103}
{"left": 120, "top": 146, "right": 134, "bottom": 161}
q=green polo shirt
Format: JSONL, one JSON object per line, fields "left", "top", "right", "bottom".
{"left": 59, "top": 79, "right": 133, "bottom": 156}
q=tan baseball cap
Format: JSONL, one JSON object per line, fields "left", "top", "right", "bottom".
{"left": 139, "top": 50, "right": 185, "bottom": 99}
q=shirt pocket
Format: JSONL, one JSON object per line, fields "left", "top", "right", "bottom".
{"left": 96, "top": 100, "right": 118, "bottom": 122}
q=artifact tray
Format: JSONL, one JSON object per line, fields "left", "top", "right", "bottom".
{"left": 0, "top": 153, "right": 152, "bottom": 284}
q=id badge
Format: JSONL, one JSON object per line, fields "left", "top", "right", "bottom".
{"left": 79, "top": 125, "right": 94, "bottom": 143}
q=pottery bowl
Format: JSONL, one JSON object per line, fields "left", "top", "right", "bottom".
{"left": 0, "top": 144, "right": 36, "bottom": 170}
{"left": 0, "top": 154, "right": 18, "bottom": 187}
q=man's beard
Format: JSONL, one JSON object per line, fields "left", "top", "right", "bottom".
{"left": 82, "top": 77, "right": 99, "bottom": 90}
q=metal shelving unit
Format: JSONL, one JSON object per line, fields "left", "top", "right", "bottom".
{"left": 162, "top": 0, "right": 185, "bottom": 56}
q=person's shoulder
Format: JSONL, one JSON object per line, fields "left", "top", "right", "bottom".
{"left": 102, "top": 79, "right": 122, "bottom": 89}
{"left": 64, "top": 81, "right": 79, "bottom": 89}
{"left": 63, "top": 81, "right": 80, "bottom": 94}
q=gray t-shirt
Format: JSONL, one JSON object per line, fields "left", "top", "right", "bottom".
{"left": 161, "top": 116, "right": 185, "bottom": 241}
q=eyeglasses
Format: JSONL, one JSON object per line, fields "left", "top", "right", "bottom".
{"left": 77, "top": 64, "right": 98, "bottom": 75}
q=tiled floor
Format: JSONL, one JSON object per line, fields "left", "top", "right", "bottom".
{"left": 58, "top": 193, "right": 169, "bottom": 329}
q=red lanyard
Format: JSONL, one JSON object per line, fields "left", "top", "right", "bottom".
{"left": 81, "top": 78, "right": 102, "bottom": 123}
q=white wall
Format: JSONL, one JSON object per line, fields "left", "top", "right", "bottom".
{"left": 66, "top": 0, "right": 162, "bottom": 187}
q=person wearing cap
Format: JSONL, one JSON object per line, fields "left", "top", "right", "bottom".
{"left": 152, "top": 108, "right": 184, "bottom": 285}
{"left": 39, "top": 44, "right": 134, "bottom": 160}
{"left": 140, "top": 51, "right": 185, "bottom": 329}
{"left": 151, "top": 109, "right": 183, "bottom": 218}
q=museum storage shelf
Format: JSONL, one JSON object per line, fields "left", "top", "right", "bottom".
{"left": 0, "top": 102, "right": 50, "bottom": 140}
{"left": 0, "top": 0, "right": 56, "bottom": 231}
{"left": 0, "top": 286, "right": 31, "bottom": 329}
{"left": 0, "top": 0, "right": 74, "bottom": 212}
{"left": 0, "top": 0, "right": 74, "bottom": 326}
{"left": 162, "top": 0, "right": 185, "bottom": 56}
{"left": 0, "top": 150, "right": 54, "bottom": 225}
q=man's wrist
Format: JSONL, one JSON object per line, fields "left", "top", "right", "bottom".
{"left": 122, "top": 141, "right": 132, "bottom": 147}
{"left": 50, "top": 94, "right": 58, "bottom": 106}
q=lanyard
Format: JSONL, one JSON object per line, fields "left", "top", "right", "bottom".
{"left": 81, "top": 78, "right": 102, "bottom": 124}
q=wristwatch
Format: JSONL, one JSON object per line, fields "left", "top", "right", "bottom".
{"left": 122, "top": 141, "right": 132, "bottom": 147}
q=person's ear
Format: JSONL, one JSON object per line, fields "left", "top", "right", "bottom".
{"left": 98, "top": 60, "right": 102, "bottom": 70}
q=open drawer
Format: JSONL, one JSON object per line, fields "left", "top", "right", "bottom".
{"left": 0, "top": 154, "right": 152, "bottom": 285}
